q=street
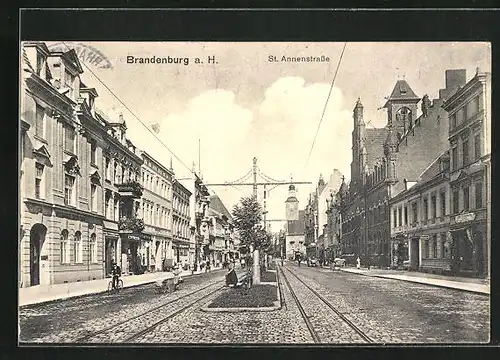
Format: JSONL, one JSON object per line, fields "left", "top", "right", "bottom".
{"left": 19, "top": 263, "right": 489, "bottom": 344}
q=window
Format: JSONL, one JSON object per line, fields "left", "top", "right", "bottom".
{"left": 64, "top": 174, "right": 75, "bottom": 206}
{"left": 440, "top": 192, "right": 446, "bottom": 216}
{"left": 90, "top": 184, "right": 97, "bottom": 212}
{"left": 412, "top": 202, "right": 418, "bottom": 224}
{"left": 474, "top": 134, "right": 481, "bottom": 161}
{"left": 425, "top": 240, "right": 430, "bottom": 258}
{"left": 60, "top": 230, "right": 69, "bottom": 264}
{"left": 105, "top": 158, "right": 110, "bottom": 180}
{"left": 404, "top": 206, "right": 408, "bottom": 225}
{"left": 114, "top": 198, "right": 119, "bottom": 221}
{"left": 142, "top": 172, "right": 145, "bottom": 186}
{"left": 64, "top": 70, "right": 75, "bottom": 98}
{"left": 452, "top": 147, "right": 458, "bottom": 170}
{"left": 450, "top": 113, "right": 457, "bottom": 128}
{"left": 90, "top": 233, "right": 97, "bottom": 263}
{"left": 475, "top": 181, "right": 483, "bottom": 209}
{"left": 431, "top": 195, "right": 437, "bottom": 219}
{"left": 456, "top": 108, "right": 464, "bottom": 125}
{"left": 113, "top": 162, "right": 117, "bottom": 183}
{"left": 105, "top": 192, "right": 111, "bottom": 218}
{"left": 35, "top": 104, "right": 45, "bottom": 138}
{"left": 463, "top": 140, "right": 469, "bottom": 166}
{"left": 452, "top": 190, "right": 459, "bottom": 214}
{"left": 398, "top": 207, "right": 402, "bottom": 227}
{"left": 64, "top": 125, "right": 76, "bottom": 154}
{"left": 463, "top": 186, "right": 470, "bottom": 211}
{"left": 469, "top": 96, "right": 480, "bottom": 117}
{"left": 36, "top": 52, "right": 44, "bottom": 76}
{"left": 90, "top": 140, "right": 97, "bottom": 164}
{"left": 432, "top": 234, "right": 438, "bottom": 258}
{"left": 35, "top": 163, "right": 44, "bottom": 199}
{"left": 423, "top": 198, "right": 428, "bottom": 220}
{"left": 438, "top": 235, "right": 444, "bottom": 259}
{"left": 442, "top": 232, "right": 451, "bottom": 259}
{"left": 74, "top": 231, "right": 82, "bottom": 263}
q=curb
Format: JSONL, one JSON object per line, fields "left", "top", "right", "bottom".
{"left": 339, "top": 269, "right": 490, "bottom": 296}
{"left": 201, "top": 278, "right": 282, "bottom": 313}
{"left": 19, "top": 269, "right": 224, "bottom": 308}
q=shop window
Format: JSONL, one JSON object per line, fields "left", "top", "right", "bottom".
{"left": 463, "top": 186, "right": 470, "bottom": 211}
{"left": 475, "top": 182, "right": 483, "bottom": 209}
{"left": 432, "top": 234, "right": 438, "bottom": 258}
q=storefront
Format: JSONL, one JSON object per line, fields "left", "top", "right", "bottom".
{"left": 390, "top": 234, "right": 409, "bottom": 269}
{"left": 450, "top": 212, "right": 487, "bottom": 278}
{"left": 104, "top": 230, "right": 120, "bottom": 276}
{"left": 121, "top": 233, "right": 141, "bottom": 275}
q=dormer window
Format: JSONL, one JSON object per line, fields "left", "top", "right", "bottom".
{"left": 64, "top": 70, "right": 75, "bottom": 99}
{"left": 36, "top": 52, "right": 46, "bottom": 79}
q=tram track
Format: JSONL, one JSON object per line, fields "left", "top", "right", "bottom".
{"left": 280, "top": 265, "right": 374, "bottom": 344}
{"left": 76, "top": 279, "right": 225, "bottom": 343}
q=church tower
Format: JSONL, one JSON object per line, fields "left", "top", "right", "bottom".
{"left": 285, "top": 184, "right": 299, "bottom": 221}
{"left": 350, "top": 98, "right": 367, "bottom": 191}
{"left": 383, "top": 78, "right": 420, "bottom": 140}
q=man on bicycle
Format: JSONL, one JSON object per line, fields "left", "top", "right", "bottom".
{"left": 111, "top": 261, "right": 121, "bottom": 289}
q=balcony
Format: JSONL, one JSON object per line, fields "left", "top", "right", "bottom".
{"left": 118, "top": 217, "right": 145, "bottom": 233}
{"left": 115, "top": 180, "right": 143, "bottom": 198}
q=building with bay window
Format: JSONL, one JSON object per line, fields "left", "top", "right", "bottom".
{"left": 443, "top": 69, "right": 491, "bottom": 279}
{"left": 20, "top": 42, "right": 106, "bottom": 286}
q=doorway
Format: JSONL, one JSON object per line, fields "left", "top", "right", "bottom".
{"left": 29, "top": 224, "right": 47, "bottom": 286}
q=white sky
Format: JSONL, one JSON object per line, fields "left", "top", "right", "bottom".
{"left": 45, "top": 41, "right": 491, "bottom": 232}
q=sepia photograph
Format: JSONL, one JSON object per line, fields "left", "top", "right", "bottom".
{"left": 18, "top": 39, "right": 491, "bottom": 344}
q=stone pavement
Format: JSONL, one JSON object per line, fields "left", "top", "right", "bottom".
{"left": 337, "top": 267, "right": 490, "bottom": 295}
{"left": 19, "top": 268, "right": 223, "bottom": 307}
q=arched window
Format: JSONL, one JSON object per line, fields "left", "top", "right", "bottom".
{"left": 396, "top": 107, "right": 412, "bottom": 132}
{"left": 74, "top": 231, "right": 82, "bottom": 263}
{"left": 60, "top": 230, "right": 69, "bottom": 264}
{"left": 90, "top": 233, "right": 97, "bottom": 263}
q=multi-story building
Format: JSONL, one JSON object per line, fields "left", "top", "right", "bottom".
{"left": 139, "top": 152, "right": 174, "bottom": 272}
{"left": 285, "top": 184, "right": 306, "bottom": 260}
{"left": 20, "top": 42, "right": 107, "bottom": 286}
{"left": 340, "top": 70, "right": 463, "bottom": 267}
{"left": 206, "top": 194, "right": 236, "bottom": 266}
{"left": 325, "top": 186, "right": 344, "bottom": 260}
{"left": 99, "top": 111, "right": 144, "bottom": 276}
{"left": 172, "top": 178, "right": 192, "bottom": 267}
{"left": 304, "top": 191, "right": 318, "bottom": 259}
{"left": 390, "top": 151, "right": 451, "bottom": 273}
{"left": 443, "top": 69, "right": 491, "bottom": 278}
{"left": 179, "top": 172, "right": 211, "bottom": 270}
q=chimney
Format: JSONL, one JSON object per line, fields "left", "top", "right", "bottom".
{"left": 438, "top": 69, "right": 466, "bottom": 101}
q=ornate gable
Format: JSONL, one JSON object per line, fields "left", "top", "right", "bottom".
{"left": 63, "top": 155, "right": 81, "bottom": 176}
{"left": 90, "top": 170, "right": 101, "bottom": 185}
{"left": 33, "top": 145, "right": 52, "bottom": 166}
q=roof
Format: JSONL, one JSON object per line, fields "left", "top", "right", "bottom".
{"left": 416, "top": 151, "right": 449, "bottom": 183}
{"left": 208, "top": 194, "right": 232, "bottom": 220}
{"left": 287, "top": 210, "right": 305, "bottom": 235}
{"left": 384, "top": 79, "right": 420, "bottom": 108}
{"left": 365, "top": 128, "right": 388, "bottom": 169}
{"left": 173, "top": 179, "right": 192, "bottom": 197}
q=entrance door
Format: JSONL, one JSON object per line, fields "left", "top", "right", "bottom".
{"left": 105, "top": 239, "right": 113, "bottom": 275}
{"left": 29, "top": 224, "right": 47, "bottom": 286}
{"left": 410, "top": 238, "right": 419, "bottom": 270}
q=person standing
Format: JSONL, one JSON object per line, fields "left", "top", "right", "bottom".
{"left": 356, "top": 256, "right": 361, "bottom": 269}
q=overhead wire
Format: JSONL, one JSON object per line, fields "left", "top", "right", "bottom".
{"left": 303, "top": 42, "right": 348, "bottom": 172}
{"left": 60, "top": 41, "right": 196, "bottom": 177}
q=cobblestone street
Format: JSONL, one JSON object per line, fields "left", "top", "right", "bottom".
{"left": 19, "top": 263, "right": 489, "bottom": 344}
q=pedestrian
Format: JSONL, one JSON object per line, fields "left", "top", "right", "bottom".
{"left": 241, "top": 257, "right": 246, "bottom": 269}
{"left": 367, "top": 256, "right": 371, "bottom": 270}
{"left": 356, "top": 256, "right": 361, "bottom": 269}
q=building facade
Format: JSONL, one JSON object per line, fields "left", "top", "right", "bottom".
{"left": 172, "top": 179, "right": 192, "bottom": 267}
{"left": 285, "top": 185, "right": 306, "bottom": 260}
{"left": 443, "top": 70, "right": 491, "bottom": 278}
{"left": 340, "top": 70, "right": 462, "bottom": 267}
{"left": 140, "top": 152, "right": 174, "bottom": 272}
{"left": 207, "top": 194, "right": 237, "bottom": 267}
{"left": 21, "top": 42, "right": 106, "bottom": 286}
{"left": 390, "top": 152, "right": 452, "bottom": 273}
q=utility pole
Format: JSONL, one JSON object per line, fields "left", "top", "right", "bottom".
{"left": 252, "top": 157, "right": 258, "bottom": 198}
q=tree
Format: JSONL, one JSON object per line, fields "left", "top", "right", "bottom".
{"left": 232, "top": 196, "right": 264, "bottom": 250}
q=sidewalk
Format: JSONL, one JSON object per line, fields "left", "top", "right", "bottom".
{"left": 336, "top": 266, "right": 490, "bottom": 295}
{"left": 19, "top": 268, "right": 224, "bottom": 307}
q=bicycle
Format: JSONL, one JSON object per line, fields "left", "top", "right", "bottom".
{"left": 107, "top": 277, "right": 123, "bottom": 292}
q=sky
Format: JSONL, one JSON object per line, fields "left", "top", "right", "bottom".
{"left": 44, "top": 41, "right": 491, "bottom": 232}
